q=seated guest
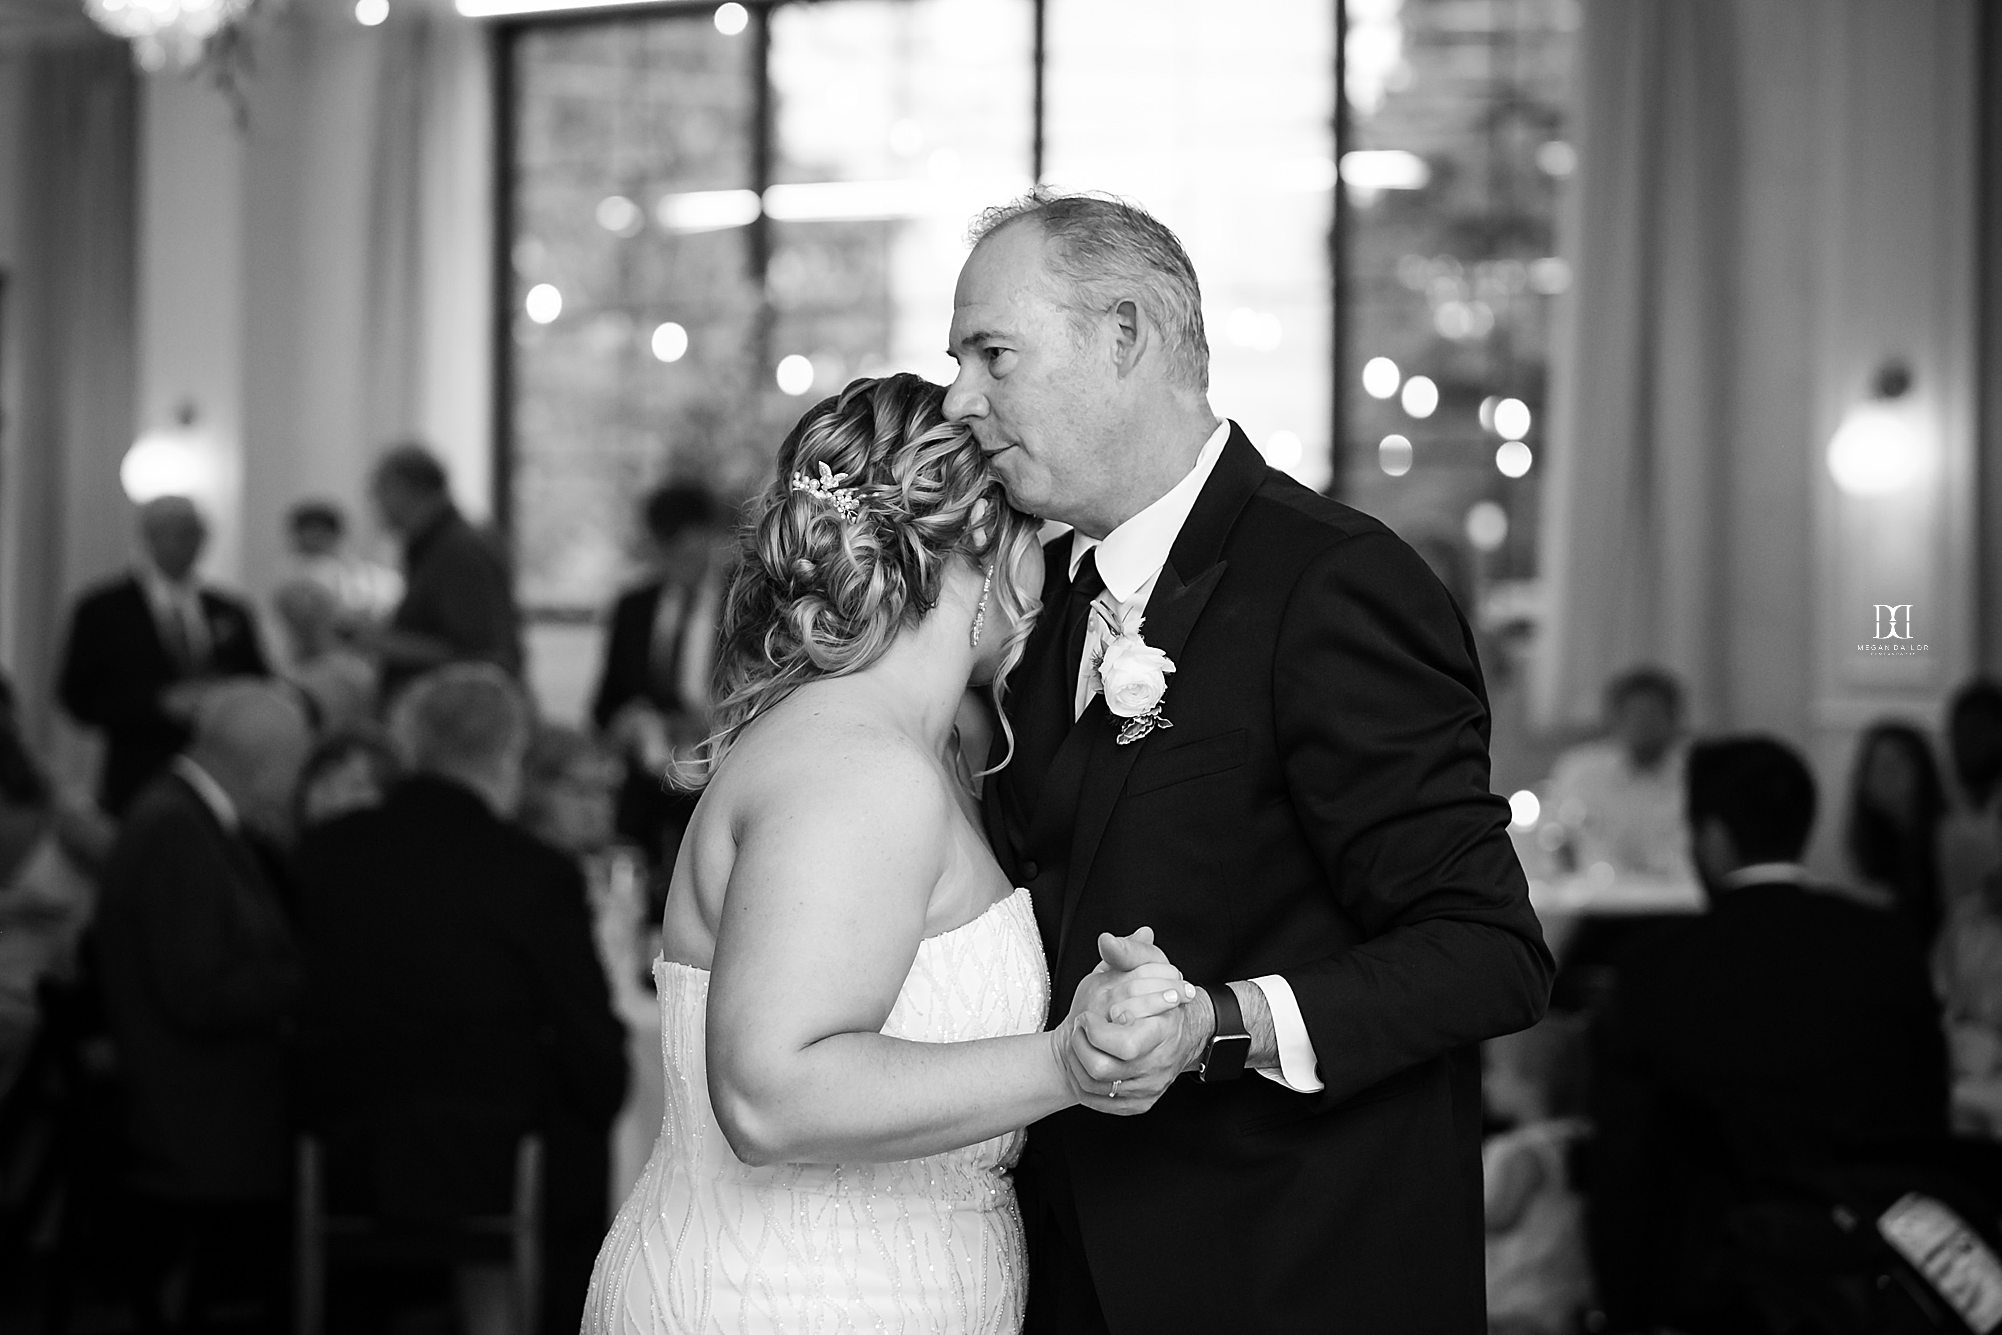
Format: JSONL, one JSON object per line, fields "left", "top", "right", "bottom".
{"left": 272, "top": 576, "right": 378, "bottom": 733}
{"left": 1587, "top": 735, "right": 1950, "bottom": 1335}
{"left": 363, "top": 444, "right": 524, "bottom": 703}
{"left": 1937, "top": 864, "right": 2002, "bottom": 1139}
{"left": 93, "top": 681, "right": 312, "bottom": 1331}
{"left": 1546, "top": 666, "right": 1691, "bottom": 877}
{"left": 0, "top": 683, "right": 97, "bottom": 1105}
{"left": 1545, "top": 667, "right": 1695, "bottom": 1015}
{"left": 1841, "top": 720, "right": 1947, "bottom": 949}
{"left": 1938, "top": 677, "right": 2002, "bottom": 917}
{"left": 293, "top": 726, "right": 401, "bottom": 831}
{"left": 589, "top": 482, "right": 730, "bottom": 869}
{"left": 1482, "top": 1021, "right": 1593, "bottom": 1335}
{"left": 520, "top": 725, "right": 645, "bottom": 992}
{"left": 295, "top": 665, "right": 626, "bottom": 1335}
{"left": 284, "top": 497, "right": 401, "bottom": 626}
{"left": 57, "top": 496, "right": 271, "bottom": 815}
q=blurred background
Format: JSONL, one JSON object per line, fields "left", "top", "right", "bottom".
{"left": 2, "top": 0, "right": 1993, "bottom": 839}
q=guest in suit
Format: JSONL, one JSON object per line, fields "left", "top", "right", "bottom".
{"left": 364, "top": 444, "right": 524, "bottom": 703}
{"left": 56, "top": 496, "right": 272, "bottom": 816}
{"left": 93, "top": 680, "right": 313, "bottom": 1331}
{"left": 1586, "top": 735, "right": 1950, "bottom": 1334}
{"left": 589, "top": 482, "right": 730, "bottom": 867}
{"left": 951, "top": 191, "right": 1553, "bottom": 1333}
{"left": 295, "top": 664, "right": 627, "bottom": 1335}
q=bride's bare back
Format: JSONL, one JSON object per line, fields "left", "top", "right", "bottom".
{"left": 658, "top": 677, "right": 1011, "bottom": 977}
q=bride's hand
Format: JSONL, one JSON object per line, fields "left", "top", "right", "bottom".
{"left": 1052, "top": 928, "right": 1196, "bottom": 1113}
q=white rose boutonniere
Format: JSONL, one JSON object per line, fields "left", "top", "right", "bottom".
{"left": 1092, "top": 610, "right": 1176, "bottom": 745}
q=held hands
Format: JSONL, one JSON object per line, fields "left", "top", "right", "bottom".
{"left": 1049, "top": 927, "right": 1207, "bottom": 1115}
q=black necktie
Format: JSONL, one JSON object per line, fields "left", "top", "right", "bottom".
{"left": 1059, "top": 550, "right": 1106, "bottom": 709}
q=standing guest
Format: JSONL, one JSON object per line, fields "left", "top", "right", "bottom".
{"left": 295, "top": 666, "right": 626, "bottom": 1335}
{"left": 589, "top": 482, "right": 731, "bottom": 868}
{"left": 1587, "top": 736, "right": 1949, "bottom": 1335}
{"left": 1545, "top": 666, "right": 1691, "bottom": 878}
{"left": 284, "top": 499, "right": 401, "bottom": 629}
{"left": 1842, "top": 720, "right": 1948, "bottom": 949}
{"left": 364, "top": 444, "right": 524, "bottom": 703}
{"left": 951, "top": 191, "right": 1552, "bottom": 1333}
{"left": 57, "top": 496, "right": 271, "bottom": 816}
{"left": 93, "top": 681, "right": 312, "bottom": 1332}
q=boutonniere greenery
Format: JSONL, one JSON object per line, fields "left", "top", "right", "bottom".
{"left": 1091, "top": 607, "right": 1176, "bottom": 745}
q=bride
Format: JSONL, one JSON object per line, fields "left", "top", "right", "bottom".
{"left": 582, "top": 373, "right": 1191, "bottom": 1334}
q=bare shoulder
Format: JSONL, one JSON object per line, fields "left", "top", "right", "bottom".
{"left": 720, "top": 691, "right": 956, "bottom": 858}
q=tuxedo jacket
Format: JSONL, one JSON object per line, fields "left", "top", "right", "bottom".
{"left": 293, "top": 776, "right": 628, "bottom": 1151}
{"left": 57, "top": 574, "right": 269, "bottom": 815}
{"left": 983, "top": 427, "right": 1553, "bottom": 1333}
{"left": 94, "top": 771, "right": 302, "bottom": 1201}
{"left": 591, "top": 578, "right": 706, "bottom": 729}
{"left": 592, "top": 577, "right": 715, "bottom": 854}
{"left": 1586, "top": 878, "right": 1949, "bottom": 1329}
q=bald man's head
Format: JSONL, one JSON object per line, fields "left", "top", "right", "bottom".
{"left": 139, "top": 496, "right": 208, "bottom": 582}
{"left": 186, "top": 681, "right": 313, "bottom": 841}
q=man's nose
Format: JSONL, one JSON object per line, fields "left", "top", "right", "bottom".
{"left": 943, "top": 370, "right": 985, "bottom": 423}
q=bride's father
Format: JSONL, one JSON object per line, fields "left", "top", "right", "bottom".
{"left": 955, "top": 191, "right": 1554, "bottom": 1333}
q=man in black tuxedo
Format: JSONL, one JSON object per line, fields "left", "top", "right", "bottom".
{"left": 952, "top": 192, "right": 1553, "bottom": 1332}
{"left": 295, "top": 664, "right": 627, "bottom": 1334}
{"left": 1587, "top": 736, "right": 1950, "bottom": 1334}
{"left": 57, "top": 496, "right": 271, "bottom": 816}
{"left": 94, "top": 681, "right": 313, "bottom": 1329}
{"left": 589, "top": 482, "right": 730, "bottom": 866}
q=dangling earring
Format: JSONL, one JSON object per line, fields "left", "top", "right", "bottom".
{"left": 968, "top": 563, "right": 994, "bottom": 649}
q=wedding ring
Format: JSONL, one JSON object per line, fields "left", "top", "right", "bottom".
{"left": 1110, "top": 1079, "right": 1122, "bottom": 1099}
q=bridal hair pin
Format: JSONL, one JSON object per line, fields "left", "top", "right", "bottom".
{"left": 790, "top": 461, "right": 864, "bottom": 521}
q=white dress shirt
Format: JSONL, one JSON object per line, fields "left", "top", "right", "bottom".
{"left": 172, "top": 756, "right": 239, "bottom": 832}
{"left": 141, "top": 566, "right": 211, "bottom": 670}
{"left": 1066, "top": 420, "right": 1324, "bottom": 1094}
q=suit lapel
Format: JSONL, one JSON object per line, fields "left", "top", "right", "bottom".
{"left": 1052, "top": 559, "right": 1224, "bottom": 962}
{"left": 1050, "top": 426, "right": 1270, "bottom": 969}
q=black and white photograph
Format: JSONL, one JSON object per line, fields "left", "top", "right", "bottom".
{"left": 0, "top": 1, "right": 2000, "bottom": 1333}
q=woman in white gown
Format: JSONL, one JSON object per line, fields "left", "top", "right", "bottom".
{"left": 581, "top": 374, "right": 1190, "bottom": 1334}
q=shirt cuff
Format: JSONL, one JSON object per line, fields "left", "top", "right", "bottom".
{"left": 1249, "top": 974, "right": 1324, "bottom": 1093}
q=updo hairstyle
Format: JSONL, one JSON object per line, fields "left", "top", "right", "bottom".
{"left": 689, "top": 373, "right": 1042, "bottom": 784}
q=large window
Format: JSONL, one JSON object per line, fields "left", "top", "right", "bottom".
{"left": 1337, "top": 0, "right": 1578, "bottom": 619}
{"left": 503, "top": 0, "right": 1335, "bottom": 616}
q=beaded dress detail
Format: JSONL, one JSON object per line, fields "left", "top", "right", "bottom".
{"left": 582, "top": 886, "right": 1047, "bottom": 1334}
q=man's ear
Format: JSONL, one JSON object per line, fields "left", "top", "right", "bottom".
{"left": 1107, "top": 297, "right": 1149, "bottom": 379}
{"left": 1693, "top": 815, "right": 1739, "bottom": 881}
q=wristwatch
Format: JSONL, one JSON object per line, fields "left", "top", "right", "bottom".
{"left": 1198, "top": 983, "right": 1251, "bottom": 1083}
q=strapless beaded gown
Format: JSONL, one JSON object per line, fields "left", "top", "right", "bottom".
{"left": 581, "top": 887, "right": 1048, "bottom": 1334}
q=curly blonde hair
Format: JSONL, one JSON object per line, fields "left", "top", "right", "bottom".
{"left": 685, "top": 373, "right": 1043, "bottom": 786}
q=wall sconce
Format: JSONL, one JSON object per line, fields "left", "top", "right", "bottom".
{"left": 120, "top": 401, "right": 222, "bottom": 505}
{"left": 1826, "top": 361, "right": 1923, "bottom": 497}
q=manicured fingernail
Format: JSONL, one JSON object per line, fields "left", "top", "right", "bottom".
{"left": 1163, "top": 990, "right": 1179, "bottom": 1003}
{"left": 1184, "top": 984, "right": 1198, "bottom": 999}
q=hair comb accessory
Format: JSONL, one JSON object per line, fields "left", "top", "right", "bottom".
{"left": 790, "top": 461, "right": 863, "bottom": 521}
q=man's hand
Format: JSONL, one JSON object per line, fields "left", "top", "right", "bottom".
{"left": 1055, "top": 927, "right": 1207, "bottom": 1113}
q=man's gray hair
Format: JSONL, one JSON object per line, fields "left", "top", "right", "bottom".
{"left": 970, "top": 189, "right": 1210, "bottom": 393}
{"left": 389, "top": 663, "right": 530, "bottom": 782}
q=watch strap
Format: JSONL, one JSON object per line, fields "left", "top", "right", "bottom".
{"left": 1199, "top": 983, "right": 1251, "bottom": 1083}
